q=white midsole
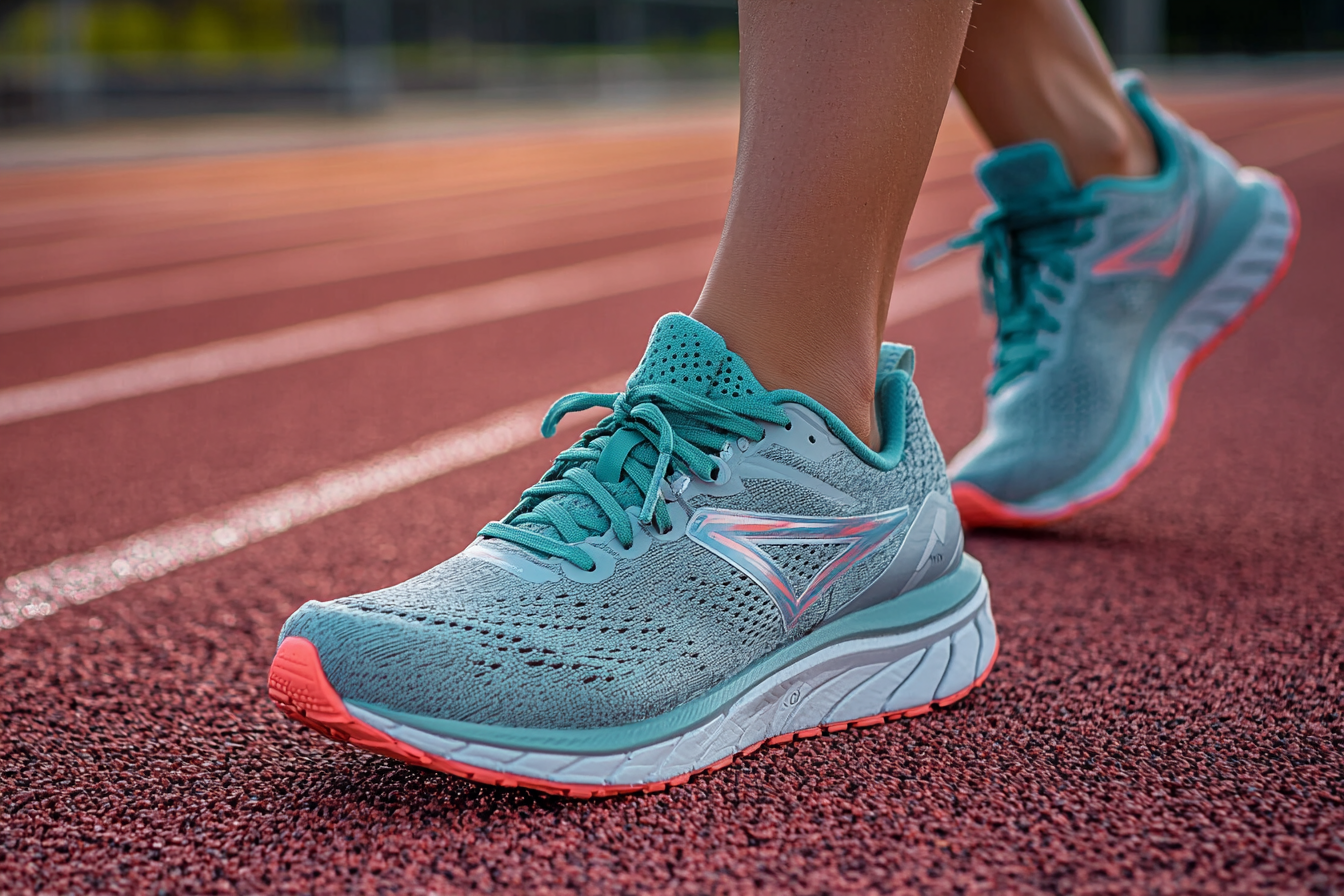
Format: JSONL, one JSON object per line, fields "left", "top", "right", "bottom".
{"left": 347, "top": 576, "right": 994, "bottom": 788}
{"left": 1014, "top": 169, "right": 1295, "bottom": 516}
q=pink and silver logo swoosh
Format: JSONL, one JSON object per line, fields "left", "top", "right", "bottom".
{"left": 687, "top": 506, "right": 908, "bottom": 629}
{"left": 1092, "top": 196, "right": 1196, "bottom": 278}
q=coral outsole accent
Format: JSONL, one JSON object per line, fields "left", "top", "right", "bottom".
{"left": 954, "top": 176, "right": 1300, "bottom": 531}
{"left": 268, "top": 635, "right": 999, "bottom": 799}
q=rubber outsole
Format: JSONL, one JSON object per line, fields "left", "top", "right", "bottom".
{"left": 268, "top": 634, "right": 999, "bottom": 799}
{"left": 953, "top": 176, "right": 1301, "bottom": 530}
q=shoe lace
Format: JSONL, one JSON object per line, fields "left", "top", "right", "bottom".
{"left": 943, "top": 195, "right": 1106, "bottom": 393}
{"left": 480, "top": 383, "right": 790, "bottom": 571}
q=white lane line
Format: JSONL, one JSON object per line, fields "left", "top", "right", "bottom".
{"left": 0, "top": 184, "right": 727, "bottom": 334}
{"left": 0, "top": 237, "right": 717, "bottom": 428}
{"left": 0, "top": 171, "right": 730, "bottom": 293}
{"left": 0, "top": 376, "right": 623, "bottom": 629}
{"left": 0, "top": 245, "right": 977, "bottom": 429}
{"left": 886, "top": 251, "right": 979, "bottom": 327}
{"left": 1221, "top": 107, "right": 1344, "bottom": 170}
{"left": 0, "top": 254, "right": 984, "bottom": 630}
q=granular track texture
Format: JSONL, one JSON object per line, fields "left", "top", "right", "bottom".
{"left": 2, "top": 88, "right": 1343, "bottom": 894}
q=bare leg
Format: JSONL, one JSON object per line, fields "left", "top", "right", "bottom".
{"left": 955, "top": 0, "right": 1157, "bottom": 184}
{"left": 692, "top": 0, "right": 973, "bottom": 448}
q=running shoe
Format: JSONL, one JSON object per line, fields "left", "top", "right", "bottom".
{"left": 269, "top": 313, "right": 996, "bottom": 797}
{"left": 948, "top": 72, "right": 1299, "bottom": 528}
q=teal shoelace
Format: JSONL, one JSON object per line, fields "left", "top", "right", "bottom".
{"left": 948, "top": 195, "right": 1106, "bottom": 393}
{"left": 480, "top": 383, "right": 790, "bottom": 570}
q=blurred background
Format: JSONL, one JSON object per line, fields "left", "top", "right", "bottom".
{"left": 2, "top": 0, "right": 1343, "bottom": 127}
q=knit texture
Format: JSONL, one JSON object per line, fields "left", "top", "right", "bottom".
{"left": 951, "top": 76, "right": 1249, "bottom": 502}
{"left": 281, "top": 316, "right": 954, "bottom": 729}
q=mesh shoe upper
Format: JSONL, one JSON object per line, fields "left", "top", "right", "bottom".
{"left": 949, "top": 73, "right": 1246, "bottom": 504}
{"left": 279, "top": 315, "right": 954, "bottom": 730}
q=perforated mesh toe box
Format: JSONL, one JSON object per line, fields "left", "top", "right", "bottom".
{"left": 279, "top": 544, "right": 791, "bottom": 729}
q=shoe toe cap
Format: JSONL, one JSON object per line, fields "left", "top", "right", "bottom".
{"left": 277, "top": 598, "right": 456, "bottom": 718}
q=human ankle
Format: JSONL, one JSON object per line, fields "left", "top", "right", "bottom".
{"left": 1066, "top": 92, "right": 1158, "bottom": 184}
{"left": 690, "top": 305, "right": 881, "bottom": 450}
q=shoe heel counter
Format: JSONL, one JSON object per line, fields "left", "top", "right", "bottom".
{"left": 881, "top": 367, "right": 963, "bottom": 527}
{"left": 899, "top": 374, "right": 956, "bottom": 508}
{"left": 1148, "top": 87, "right": 1245, "bottom": 222}
{"left": 900, "top": 376, "right": 967, "bottom": 580}
{"left": 825, "top": 375, "right": 967, "bottom": 622}
{"left": 1121, "top": 69, "right": 1242, "bottom": 218}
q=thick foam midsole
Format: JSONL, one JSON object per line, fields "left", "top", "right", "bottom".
{"left": 998, "top": 170, "right": 1295, "bottom": 516}
{"left": 342, "top": 558, "right": 994, "bottom": 786}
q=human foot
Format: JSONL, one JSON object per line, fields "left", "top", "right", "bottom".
{"left": 949, "top": 73, "right": 1299, "bottom": 528}
{"left": 270, "top": 314, "right": 996, "bottom": 797}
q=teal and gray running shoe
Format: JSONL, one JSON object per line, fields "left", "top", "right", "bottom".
{"left": 270, "top": 313, "right": 995, "bottom": 797}
{"left": 948, "top": 73, "right": 1298, "bottom": 528}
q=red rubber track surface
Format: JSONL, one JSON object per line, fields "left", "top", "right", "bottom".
{"left": 3, "top": 86, "right": 1343, "bottom": 894}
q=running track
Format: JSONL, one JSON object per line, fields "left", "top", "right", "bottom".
{"left": 2, "top": 81, "right": 1342, "bottom": 893}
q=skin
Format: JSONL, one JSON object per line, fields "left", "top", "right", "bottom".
{"left": 692, "top": 0, "right": 1157, "bottom": 448}
{"left": 692, "top": 0, "right": 975, "bottom": 449}
{"left": 956, "top": 0, "right": 1158, "bottom": 184}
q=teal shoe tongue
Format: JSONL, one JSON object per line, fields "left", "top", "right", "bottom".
{"left": 495, "top": 314, "right": 768, "bottom": 552}
{"left": 626, "top": 313, "right": 768, "bottom": 400}
{"left": 976, "top": 141, "right": 1077, "bottom": 208}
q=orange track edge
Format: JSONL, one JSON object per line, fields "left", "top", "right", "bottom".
{"left": 268, "top": 635, "right": 1000, "bottom": 800}
{"left": 954, "top": 176, "right": 1301, "bottom": 531}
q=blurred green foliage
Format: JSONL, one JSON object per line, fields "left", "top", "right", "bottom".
{"left": 3, "top": 0, "right": 1340, "bottom": 63}
{"left": 648, "top": 25, "right": 736, "bottom": 56}
{"left": 0, "top": 0, "right": 305, "bottom": 60}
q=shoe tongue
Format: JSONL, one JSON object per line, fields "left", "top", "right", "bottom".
{"left": 976, "top": 141, "right": 1077, "bottom": 208}
{"left": 498, "top": 315, "right": 767, "bottom": 553}
{"left": 626, "top": 313, "right": 768, "bottom": 400}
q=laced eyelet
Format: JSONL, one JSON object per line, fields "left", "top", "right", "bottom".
{"left": 561, "top": 543, "right": 616, "bottom": 582}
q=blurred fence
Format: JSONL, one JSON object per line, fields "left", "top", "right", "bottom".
{"left": 2, "top": 0, "right": 1342, "bottom": 125}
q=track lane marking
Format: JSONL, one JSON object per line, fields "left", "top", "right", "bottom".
{"left": 1221, "top": 107, "right": 1344, "bottom": 170}
{"left": 0, "top": 163, "right": 733, "bottom": 292}
{"left": 0, "top": 252, "right": 983, "bottom": 628}
{"left": 0, "top": 248, "right": 977, "bottom": 428}
{"left": 0, "top": 376, "right": 624, "bottom": 629}
{"left": 0, "top": 128, "right": 738, "bottom": 233}
{"left": 886, "top": 252, "right": 980, "bottom": 326}
{"left": 0, "top": 237, "right": 718, "bottom": 427}
{"left": 0, "top": 173, "right": 983, "bottom": 339}
{"left": 0, "top": 184, "right": 729, "bottom": 334}
{"left": 0, "top": 167, "right": 981, "bottom": 334}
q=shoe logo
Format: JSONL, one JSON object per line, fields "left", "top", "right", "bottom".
{"left": 1091, "top": 196, "right": 1195, "bottom": 278}
{"left": 687, "top": 506, "right": 908, "bottom": 629}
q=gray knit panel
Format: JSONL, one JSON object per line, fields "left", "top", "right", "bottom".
{"left": 284, "top": 541, "right": 788, "bottom": 728}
